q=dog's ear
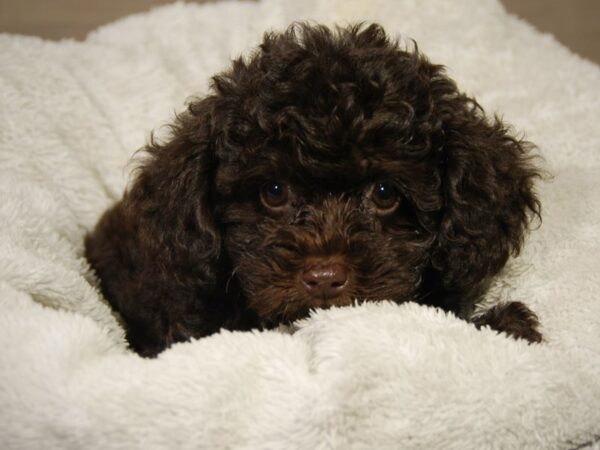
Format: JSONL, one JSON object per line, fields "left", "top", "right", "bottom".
{"left": 86, "top": 97, "right": 222, "bottom": 355}
{"left": 126, "top": 98, "right": 220, "bottom": 278}
{"left": 430, "top": 96, "right": 541, "bottom": 304}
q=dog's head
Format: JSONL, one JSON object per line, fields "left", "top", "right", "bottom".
{"left": 128, "top": 23, "right": 540, "bottom": 326}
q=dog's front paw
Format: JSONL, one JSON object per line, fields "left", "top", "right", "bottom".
{"left": 472, "top": 301, "right": 542, "bottom": 343}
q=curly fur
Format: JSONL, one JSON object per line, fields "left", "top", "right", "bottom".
{"left": 85, "top": 23, "right": 542, "bottom": 356}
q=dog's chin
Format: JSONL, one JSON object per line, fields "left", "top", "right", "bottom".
{"left": 246, "top": 288, "right": 358, "bottom": 325}
{"left": 296, "top": 294, "right": 357, "bottom": 315}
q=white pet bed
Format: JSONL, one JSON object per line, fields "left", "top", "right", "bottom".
{"left": 1, "top": 0, "right": 599, "bottom": 448}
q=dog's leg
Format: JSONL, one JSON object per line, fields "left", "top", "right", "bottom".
{"left": 471, "top": 301, "right": 542, "bottom": 343}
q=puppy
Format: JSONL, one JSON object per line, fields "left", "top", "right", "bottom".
{"left": 85, "top": 23, "right": 542, "bottom": 356}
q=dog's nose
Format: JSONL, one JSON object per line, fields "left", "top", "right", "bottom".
{"left": 301, "top": 261, "right": 348, "bottom": 299}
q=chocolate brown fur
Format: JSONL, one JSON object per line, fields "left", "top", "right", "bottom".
{"left": 85, "top": 23, "right": 542, "bottom": 356}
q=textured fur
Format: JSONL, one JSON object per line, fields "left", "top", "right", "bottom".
{"left": 85, "top": 23, "right": 541, "bottom": 356}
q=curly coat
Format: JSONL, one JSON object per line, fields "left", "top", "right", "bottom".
{"left": 85, "top": 23, "right": 542, "bottom": 356}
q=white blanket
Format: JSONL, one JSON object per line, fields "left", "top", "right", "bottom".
{"left": 1, "top": 0, "right": 599, "bottom": 448}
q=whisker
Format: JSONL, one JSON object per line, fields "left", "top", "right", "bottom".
{"left": 225, "top": 266, "right": 240, "bottom": 295}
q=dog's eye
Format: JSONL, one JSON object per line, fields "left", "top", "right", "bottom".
{"left": 370, "top": 182, "right": 400, "bottom": 212}
{"left": 260, "top": 182, "right": 291, "bottom": 209}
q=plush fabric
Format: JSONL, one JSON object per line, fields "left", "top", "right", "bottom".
{"left": 0, "top": 0, "right": 599, "bottom": 448}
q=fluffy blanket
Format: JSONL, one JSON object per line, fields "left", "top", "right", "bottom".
{"left": 1, "top": 0, "right": 599, "bottom": 448}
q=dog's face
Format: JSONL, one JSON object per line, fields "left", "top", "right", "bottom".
{"left": 208, "top": 25, "right": 454, "bottom": 324}
{"left": 216, "top": 145, "right": 440, "bottom": 324}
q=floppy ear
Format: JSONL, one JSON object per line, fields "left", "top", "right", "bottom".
{"left": 85, "top": 97, "right": 222, "bottom": 356}
{"left": 430, "top": 96, "right": 541, "bottom": 312}
{"left": 126, "top": 99, "right": 220, "bottom": 281}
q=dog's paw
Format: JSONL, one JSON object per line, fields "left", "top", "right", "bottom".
{"left": 472, "top": 301, "right": 542, "bottom": 344}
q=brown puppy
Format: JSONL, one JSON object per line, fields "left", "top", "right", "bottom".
{"left": 85, "top": 23, "right": 542, "bottom": 356}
